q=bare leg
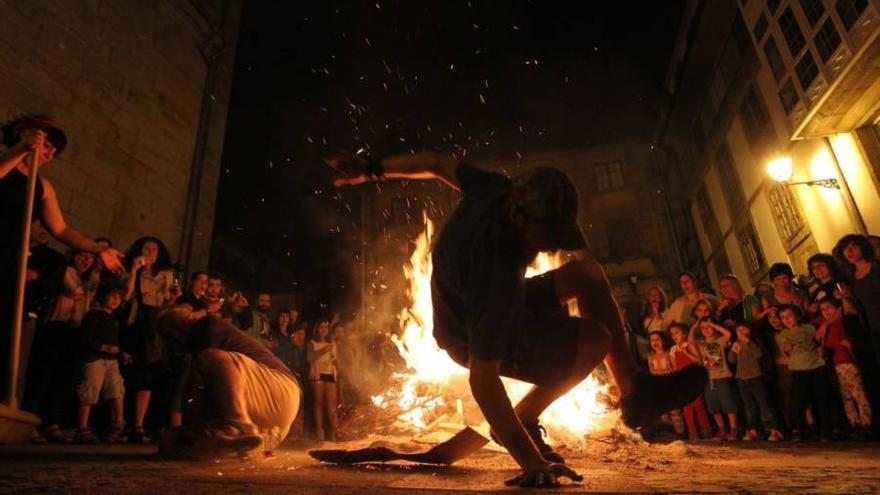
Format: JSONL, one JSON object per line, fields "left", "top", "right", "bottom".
{"left": 311, "top": 381, "right": 325, "bottom": 434}
{"left": 514, "top": 318, "right": 611, "bottom": 423}
{"left": 134, "top": 390, "right": 151, "bottom": 427}
{"left": 78, "top": 404, "right": 92, "bottom": 429}
{"left": 170, "top": 411, "right": 183, "bottom": 428}
{"left": 727, "top": 413, "right": 738, "bottom": 431}
{"left": 111, "top": 398, "right": 124, "bottom": 426}
{"left": 713, "top": 413, "right": 725, "bottom": 430}
{"left": 550, "top": 260, "right": 639, "bottom": 396}
{"left": 325, "top": 381, "right": 339, "bottom": 434}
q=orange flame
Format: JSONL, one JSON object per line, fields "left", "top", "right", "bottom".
{"left": 373, "top": 214, "right": 612, "bottom": 445}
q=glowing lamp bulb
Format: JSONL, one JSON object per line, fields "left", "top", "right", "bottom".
{"left": 766, "top": 156, "right": 793, "bottom": 182}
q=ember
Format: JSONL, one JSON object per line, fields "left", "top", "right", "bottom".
{"left": 372, "top": 214, "right": 617, "bottom": 446}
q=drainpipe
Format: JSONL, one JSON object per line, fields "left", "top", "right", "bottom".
{"left": 824, "top": 136, "right": 868, "bottom": 235}
{"left": 179, "top": 3, "right": 230, "bottom": 275}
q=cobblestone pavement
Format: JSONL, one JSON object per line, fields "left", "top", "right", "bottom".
{"left": 2, "top": 438, "right": 880, "bottom": 493}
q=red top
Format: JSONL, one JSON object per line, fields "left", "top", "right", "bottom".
{"left": 670, "top": 343, "right": 699, "bottom": 370}
{"left": 822, "top": 319, "right": 856, "bottom": 365}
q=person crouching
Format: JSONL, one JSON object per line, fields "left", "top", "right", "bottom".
{"left": 154, "top": 306, "right": 301, "bottom": 458}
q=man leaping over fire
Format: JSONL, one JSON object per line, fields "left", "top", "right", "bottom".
{"left": 325, "top": 151, "right": 707, "bottom": 488}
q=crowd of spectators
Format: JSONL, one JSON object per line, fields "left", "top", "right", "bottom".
{"left": 630, "top": 233, "right": 880, "bottom": 442}
{"left": 18, "top": 227, "right": 354, "bottom": 444}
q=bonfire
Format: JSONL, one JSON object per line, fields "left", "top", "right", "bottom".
{"left": 371, "top": 214, "right": 618, "bottom": 447}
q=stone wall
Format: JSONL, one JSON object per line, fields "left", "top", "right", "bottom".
{"left": 0, "top": 0, "right": 240, "bottom": 270}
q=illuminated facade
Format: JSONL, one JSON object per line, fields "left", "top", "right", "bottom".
{"left": 658, "top": 0, "right": 880, "bottom": 290}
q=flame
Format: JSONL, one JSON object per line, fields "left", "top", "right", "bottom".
{"left": 373, "top": 214, "right": 611, "bottom": 445}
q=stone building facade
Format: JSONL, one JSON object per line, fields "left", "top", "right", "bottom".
{"left": 1, "top": 0, "right": 242, "bottom": 272}
{"left": 659, "top": 0, "right": 880, "bottom": 292}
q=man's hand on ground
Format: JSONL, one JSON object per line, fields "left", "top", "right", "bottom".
{"left": 505, "top": 462, "right": 583, "bottom": 488}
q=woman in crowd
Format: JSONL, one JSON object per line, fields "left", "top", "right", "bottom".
{"left": 664, "top": 272, "right": 720, "bottom": 327}
{"left": 836, "top": 234, "right": 880, "bottom": 369}
{"left": 1, "top": 116, "right": 124, "bottom": 400}
{"left": 716, "top": 274, "right": 759, "bottom": 330}
{"left": 23, "top": 249, "right": 99, "bottom": 443}
{"left": 269, "top": 310, "right": 293, "bottom": 357}
{"left": 122, "top": 236, "right": 177, "bottom": 443}
{"left": 307, "top": 318, "right": 339, "bottom": 441}
{"left": 642, "top": 286, "right": 668, "bottom": 333}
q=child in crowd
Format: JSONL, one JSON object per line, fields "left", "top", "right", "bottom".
{"left": 728, "top": 323, "right": 783, "bottom": 441}
{"left": 668, "top": 323, "right": 712, "bottom": 440}
{"left": 690, "top": 317, "right": 739, "bottom": 440}
{"left": 767, "top": 307, "right": 793, "bottom": 429}
{"left": 779, "top": 305, "right": 832, "bottom": 441}
{"left": 647, "top": 331, "right": 685, "bottom": 437}
{"left": 75, "top": 279, "right": 128, "bottom": 444}
{"left": 817, "top": 297, "right": 872, "bottom": 439}
{"left": 691, "top": 299, "right": 713, "bottom": 323}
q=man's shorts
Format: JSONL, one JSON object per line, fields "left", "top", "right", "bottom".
{"left": 704, "top": 377, "right": 739, "bottom": 414}
{"left": 77, "top": 358, "right": 125, "bottom": 405}
{"left": 445, "top": 271, "right": 580, "bottom": 387}
{"left": 225, "top": 351, "right": 301, "bottom": 450}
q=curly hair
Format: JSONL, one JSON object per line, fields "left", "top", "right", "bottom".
{"left": 835, "top": 234, "right": 875, "bottom": 266}
{"left": 124, "top": 236, "right": 173, "bottom": 273}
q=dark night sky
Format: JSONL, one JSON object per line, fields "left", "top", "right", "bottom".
{"left": 213, "top": 0, "right": 685, "bottom": 301}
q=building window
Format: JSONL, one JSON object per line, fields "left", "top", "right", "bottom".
{"left": 768, "top": 183, "right": 806, "bottom": 244}
{"left": 779, "top": 7, "right": 806, "bottom": 58}
{"left": 736, "top": 221, "right": 767, "bottom": 277}
{"left": 606, "top": 218, "right": 641, "bottom": 261}
{"left": 696, "top": 186, "right": 722, "bottom": 248}
{"left": 740, "top": 84, "right": 770, "bottom": 145}
{"left": 763, "top": 36, "right": 787, "bottom": 83}
{"left": 799, "top": 0, "right": 825, "bottom": 27}
{"left": 594, "top": 161, "right": 624, "bottom": 191}
{"left": 795, "top": 50, "right": 819, "bottom": 89}
{"left": 754, "top": 13, "right": 769, "bottom": 41}
{"left": 716, "top": 144, "right": 747, "bottom": 216}
{"left": 814, "top": 18, "right": 842, "bottom": 62}
{"left": 779, "top": 79, "right": 800, "bottom": 113}
{"left": 836, "top": 0, "right": 869, "bottom": 30}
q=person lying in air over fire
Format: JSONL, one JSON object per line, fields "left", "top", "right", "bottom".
{"left": 325, "top": 151, "right": 708, "bottom": 488}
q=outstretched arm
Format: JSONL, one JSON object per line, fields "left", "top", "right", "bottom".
{"left": 324, "top": 151, "right": 460, "bottom": 190}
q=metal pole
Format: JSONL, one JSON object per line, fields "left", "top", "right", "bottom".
{"left": 5, "top": 144, "right": 41, "bottom": 407}
{"left": 824, "top": 137, "right": 868, "bottom": 235}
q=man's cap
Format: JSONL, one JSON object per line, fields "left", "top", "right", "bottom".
{"left": 2, "top": 116, "right": 67, "bottom": 156}
{"left": 510, "top": 166, "right": 589, "bottom": 250}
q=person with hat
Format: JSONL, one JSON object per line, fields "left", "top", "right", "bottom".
{"left": 0, "top": 115, "right": 124, "bottom": 397}
{"left": 325, "top": 151, "right": 708, "bottom": 488}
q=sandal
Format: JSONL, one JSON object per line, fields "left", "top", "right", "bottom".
{"left": 44, "top": 425, "right": 72, "bottom": 444}
{"left": 102, "top": 423, "right": 126, "bottom": 444}
{"left": 75, "top": 428, "right": 100, "bottom": 444}
{"left": 129, "top": 426, "right": 152, "bottom": 444}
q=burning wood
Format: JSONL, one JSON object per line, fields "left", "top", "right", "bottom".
{"left": 368, "top": 213, "right": 617, "bottom": 448}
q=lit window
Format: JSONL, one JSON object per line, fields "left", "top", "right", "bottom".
{"left": 763, "top": 36, "right": 787, "bottom": 83}
{"left": 736, "top": 221, "right": 767, "bottom": 277}
{"left": 779, "top": 7, "right": 806, "bottom": 58}
{"left": 795, "top": 50, "right": 819, "bottom": 89}
{"left": 799, "top": 0, "right": 825, "bottom": 27}
{"left": 778, "top": 79, "right": 800, "bottom": 113}
{"left": 814, "top": 18, "right": 842, "bottom": 62}
{"left": 768, "top": 183, "right": 806, "bottom": 244}
{"left": 836, "top": 0, "right": 869, "bottom": 30}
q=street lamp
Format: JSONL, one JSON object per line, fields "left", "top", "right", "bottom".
{"left": 765, "top": 156, "right": 840, "bottom": 189}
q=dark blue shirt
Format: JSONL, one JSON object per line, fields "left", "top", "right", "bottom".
{"left": 431, "top": 164, "right": 527, "bottom": 361}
